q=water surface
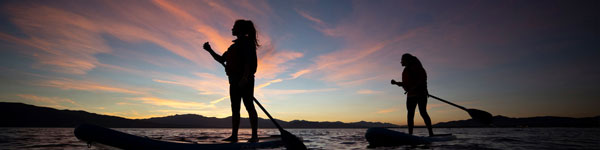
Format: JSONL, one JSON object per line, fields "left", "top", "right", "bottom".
{"left": 0, "top": 128, "right": 598, "bottom": 149}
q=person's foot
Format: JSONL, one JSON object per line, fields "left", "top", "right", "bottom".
{"left": 222, "top": 136, "right": 238, "bottom": 143}
{"left": 247, "top": 137, "right": 259, "bottom": 143}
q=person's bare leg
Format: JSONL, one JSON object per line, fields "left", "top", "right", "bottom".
{"left": 242, "top": 78, "right": 258, "bottom": 143}
{"left": 223, "top": 85, "right": 240, "bottom": 142}
{"left": 406, "top": 98, "right": 417, "bottom": 135}
{"left": 418, "top": 96, "right": 434, "bottom": 136}
{"left": 243, "top": 96, "right": 258, "bottom": 142}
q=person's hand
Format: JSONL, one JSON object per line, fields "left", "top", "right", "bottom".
{"left": 391, "top": 79, "right": 396, "bottom": 85}
{"left": 203, "top": 42, "right": 212, "bottom": 51}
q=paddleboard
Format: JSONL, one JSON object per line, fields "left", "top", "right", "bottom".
{"left": 365, "top": 127, "right": 456, "bottom": 147}
{"left": 74, "top": 123, "right": 283, "bottom": 150}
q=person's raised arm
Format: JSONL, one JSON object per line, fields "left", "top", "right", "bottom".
{"left": 391, "top": 79, "right": 403, "bottom": 87}
{"left": 203, "top": 42, "right": 225, "bottom": 66}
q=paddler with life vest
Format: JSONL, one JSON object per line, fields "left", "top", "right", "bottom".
{"left": 203, "top": 19, "right": 260, "bottom": 143}
{"left": 391, "top": 53, "right": 434, "bottom": 136}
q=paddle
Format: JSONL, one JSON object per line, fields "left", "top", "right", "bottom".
{"left": 427, "top": 94, "right": 493, "bottom": 125}
{"left": 253, "top": 97, "right": 307, "bottom": 150}
{"left": 390, "top": 80, "right": 493, "bottom": 125}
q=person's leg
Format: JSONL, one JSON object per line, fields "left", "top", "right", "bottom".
{"left": 406, "top": 97, "right": 417, "bottom": 135}
{"left": 224, "top": 80, "right": 241, "bottom": 142}
{"left": 242, "top": 77, "right": 258, "bottom": 142}
{"left": 417, "top": 95, "right": 434, "bottom": 136}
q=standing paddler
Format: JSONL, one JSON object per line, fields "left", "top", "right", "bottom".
{"left": 203, "top": 19, "right": 260, "bottom": 143}
{"left": 391, "top": 53, "right": 434, "bottom": 136}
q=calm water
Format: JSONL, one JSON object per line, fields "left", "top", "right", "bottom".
{"left": 0, "top": 128, "right": 598, "bottom": 150}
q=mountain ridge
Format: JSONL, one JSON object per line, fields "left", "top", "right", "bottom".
{"left": 433, "top": 115, "right": 600, "bottom": 128}
{"left": 2, "top": 102, "right": 598, "bottom": 128}
{"left": 0, "top": 102, "right": 398, "bottom": 128}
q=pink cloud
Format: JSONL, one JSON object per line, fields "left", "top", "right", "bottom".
{"left": 153, "top": 72, "right": 229, "bottom": 96}
{"left": 291, "top": 6, "right": 424, "bottom": 86}
{"left": 3, "top": 1, "right": 295, "bottom": 80}
{"left": 376, "top": 108, "right": 399, "bottom": 114}
{"left": 260, "top": 88, "right": 337, "bottom": 95}
{"left": 2, "top": 5, "right": 110, "bottom": 74}
{"left": 130, "top": 97, "right": 211, "bottom": 109}
{"left": 257, "top": 48, "right": 304, "bottom": 79}
{"left": 17, "top": 94, "right": 79, "bottom": 106}
{"left": 36, "top": 78, "right": 144, "bottom": 94}
{"left": 294, "top": 37, "right": 403, "bottom": 86}
{"left": 255, "top": 79, "right": 284, "bottom": 89}
{"left": 209, "top": 96, "right": 230, "bottom": 105}
{"left": 290, "top": 69, "right": 311, "bottom": 79}
{"left": 356, "top": 89, "right": 383, "bottom": 95}
{"left": 296, "top": 9, "right": 326, "bottom": 26}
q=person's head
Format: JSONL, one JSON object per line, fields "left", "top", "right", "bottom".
{"left": 232, "top": 19, "right": 259, "bottom": 47}
{"left": 401, "top": 53, "right": 422, "bottom": 68}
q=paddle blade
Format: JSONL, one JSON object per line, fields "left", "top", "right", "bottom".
{"left": 467, "top": 109, "right": 493, "bottom": 125}
{"left": 280, "top": 130, "right": 307, "bottom": 150}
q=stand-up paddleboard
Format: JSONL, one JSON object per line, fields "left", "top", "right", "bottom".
{"left": 365, "top": 127, "right": 455, "bottom": 147}
{"left": 74, "top": 123, "right": 283, "bottom": 150}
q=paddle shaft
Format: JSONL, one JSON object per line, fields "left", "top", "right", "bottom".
{"left": 253, "top": 97, "right": 284, "bottom": 131}
{"left": 213, "top": 61, "right": 285, "bottom": 131}
{"left": 428, "top": 94, "right": 467, "bottom": 111}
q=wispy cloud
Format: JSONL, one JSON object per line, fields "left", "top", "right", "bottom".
{"left": 291, "top": 6, "right": 411, "bottom": 86}
{"left": 376, "top": 107, "right": 399, "bottom": 114}
{"left": 130, "top": 97, "right": 212, "bottom": 109}
{"left": 257, "top": 48, "right": 304, "bottom": 79}
{"left": 209, "top": 96, "right": 230, "bottom": 105}
{"left": 2, "top": 5, "right": 110, "bottom": 75}
{"left": 116, "top": 102, "right": 136, "bottom": 106}
{"left": 2, "top": 0, "right": 293, "bottom": 79}
{"left": 296, "top": 9, "right": 326, "bottom": 27}
{"left": 255, "top": 79, "right": 283, "bottom": 89}
{"left": 290, "top": 69, "right": 311, "bottom": 79}
{"left": 153, "top": 72, "right": 229, "bottom": 96}
{"left": 2, "top": 1, "right": 306, "bottom": 113}
{"left": 261, "top": 88, "right": 337, "bottom": 95}
{"left": 17, "top": 94, "right": 79, "bottom": 106}
{"left": 293, "top": 37, "right": 402, "bottom": 86}
{"left": 36, "top": 78, "right": 144, "bottom": 94}
{"left": 356, "top": 89, "right": 383, "bottom": 95}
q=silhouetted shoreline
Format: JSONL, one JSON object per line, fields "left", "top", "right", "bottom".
{"left": 433, "top": 115, "right": 600, "bottom": 128}
{"left": 0, "top": 102, "right": 397, "bottom": 128}
{"left": 2, "top": 102, "right": 598, "bottom": 128}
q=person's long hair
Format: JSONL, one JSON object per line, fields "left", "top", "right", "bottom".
{"left": 234, "top": 20, "right": 259, "bottom": 47}
{"left": 402, "top": 53, "right": 423, "bottom": 68}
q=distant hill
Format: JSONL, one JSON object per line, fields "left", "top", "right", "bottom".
{"left": 141, "top": 114, "right": 398, "bottom": 128}
{"left": 0, "top": 102, "right": 164, "bottom": 127}
{"left": 0, "top": 102, "right": 398, "bottom": 128}
{"left": 434, "top": 115, "right": 600, "bottom": 128}
{"left": 5, "top": 102, "right": 597, "bottom": 128}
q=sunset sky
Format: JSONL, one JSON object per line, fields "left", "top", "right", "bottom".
{"left": 0, "top": 0, "right": 598, "bottom": 125}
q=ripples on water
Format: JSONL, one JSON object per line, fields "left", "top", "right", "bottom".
{"left": 0, "top": 128, "right": 598, "bottom": 150}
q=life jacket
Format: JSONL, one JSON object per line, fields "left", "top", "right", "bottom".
{"left": 223, "top": 38, "right": 257, "bottom": 77}
{"left": 402, "top": 66, "right": 428, "bottom": 97}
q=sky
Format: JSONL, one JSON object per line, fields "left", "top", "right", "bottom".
{"left": 0, "top": 0, "right": 598, "bottom": 125}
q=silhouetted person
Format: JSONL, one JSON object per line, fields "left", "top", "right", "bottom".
{"left": 203, "top": 19, "right": 259, "bottom": 143}
{"left": 391, "top": 53, "right": 434, "bottom": 136}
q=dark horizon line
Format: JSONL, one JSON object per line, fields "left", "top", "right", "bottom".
{"left": 3, "top": 101, "right": 599, "bottom": 127}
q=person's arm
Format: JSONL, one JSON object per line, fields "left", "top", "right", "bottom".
{"left": 203, "top": 42, "right": 225, "bottom": 66}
